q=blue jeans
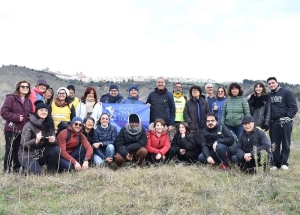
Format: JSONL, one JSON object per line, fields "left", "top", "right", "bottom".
{"left": 225, "top": 124, "right": 243, "bottom": 138}
{"left": 198, "top": 143, "right": 231, "bottom": 165}
{"left": 59, "top": 145, "right": 86, "bottom": 171}
{"left": 93, "top": 144, "right": 115, "bottom": 166}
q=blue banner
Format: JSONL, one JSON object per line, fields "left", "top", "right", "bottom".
{"left": 102, "top": 103, "right": 150, "bottom": 132}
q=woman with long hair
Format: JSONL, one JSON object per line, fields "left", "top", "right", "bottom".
{"left": 76, "top": 87, "right": 102, "bottom": 124}
{"left": 50, "top": 87, "right": 75, "bottom": 132}
{"left": 248, "top": 82, "right": 271, "bottom": 131}
{"left": 44, "top": 87, "right": 54, "bottom": 106}
{"left": 1, "top": 80, "right": 32, "bottom": 173}
{"left": 221, "top": 82, "right": 250, "bottom": 137}
{"left": 212, "top": 86, "right": 228, "bottom": 124}
{"left": 18, "top": 101, "right": 60, "bottom": 174}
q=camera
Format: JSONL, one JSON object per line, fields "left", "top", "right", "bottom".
{"left": 8, "top": 122, "right": 13, "bottom": 128}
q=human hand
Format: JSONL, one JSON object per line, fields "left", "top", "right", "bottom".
{"left": 20, "top": 115, "right": 24, "bottom": 122}
{"left": 126, "top": 154, "right": 132, "bottom": 161}
{"left": 156, "top": 153, "right": 162, "bottom": 160}
{"left": 93, "top": 142, "right": 102, "bottom": 148}
{"left": 181, "top": 133, "right": 185, "bottom": 138}
{"left": 105, "top": 157, "right": 113, "bottom": 163}
{"left": 207, "top": 156, "right": 215, "bottom": 164}
{"left": 213, "top": 103, "right": 218, "bottom": 110}
{"left": 179, "top": 149, "right": 186, "bottom": 155}
{"left": 82, "top": 161, "right": 89, "bottom": 170}
{"left": 36, "top": 131, "right": 42, "bottom": 144}
{"left": 244, "top": 153, "right": 252, "bottom": 162}
{"left": 74, "top": 162, "right": 82, "bottom": 170}
{"left": 48, "top": 136, "right": 55, "bottom": 143}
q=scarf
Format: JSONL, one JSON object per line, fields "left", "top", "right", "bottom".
{"left": 85, "top": 100, "right": 95, "bottom": 113}
{"left": 124, "top": 123, "right": 142, "bottom": 135}
{"left": 173, "top": 92, "right": 184, "bottom": 99}
{"left": 54, "top": 98, "right": 68, "bottom": 107}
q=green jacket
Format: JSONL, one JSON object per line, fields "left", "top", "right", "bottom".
{"left": 221, "top": 96, "right": 250, "bottom": 126}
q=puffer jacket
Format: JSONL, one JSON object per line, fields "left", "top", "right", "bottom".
{"left": 146, "top": 123, "right": 170, "bottom": 156}
{"left": 93, "top": 123, "right": 117, "bottom": 147}
{"left": 171, "top": 132, "right": 199, "bottom": 154}
{"left": 248, "top": 95, "right": 271, "bottom": 129}
{"left": 221, "top": 96, "right": 250, "bottom": 126}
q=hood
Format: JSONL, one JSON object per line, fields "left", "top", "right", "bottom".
{"left": 148, "top": 122, "right": 168, "bottom": 132}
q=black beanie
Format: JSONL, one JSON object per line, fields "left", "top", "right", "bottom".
{"left": 34, "top": 100, "right": 48, "bottom": 113}
{"left": 129, "top": 114, "right": 140, "bottom": 123}
{"left": 67, "top": 85, "right": 75, "bottom": 93}
{"left": 109, "top": 84, "right": 119, "bottom": 91}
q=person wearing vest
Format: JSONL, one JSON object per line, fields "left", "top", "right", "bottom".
{"left": 173, "top": 82, "right": 187, "bottom": 124}
{"left": 50, "top": 87, "right": 75, "bottom": 132}
{"left": 67, "top": 85, "right": 79, "bottom": 108}
{"left": 28, "top": 78, "right": 49, "bottom": 112}
{"left": 100, "top": 84, "right": 123, "bottom": 103}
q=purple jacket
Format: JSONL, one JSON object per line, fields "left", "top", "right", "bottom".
{"left": 1, "top": 94, "right": 32, "bottom": 132}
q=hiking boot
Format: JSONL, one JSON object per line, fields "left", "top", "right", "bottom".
{"left": 220, "top": 163, "right": 229, "bottom": 170}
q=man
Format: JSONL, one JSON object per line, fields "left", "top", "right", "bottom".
{"left": 267, "top": 77, "right": 298, "bottom": 170}
{"left": 205, "top": 83, "right": 216, "bottom": 111}
{"left": 57, "top": 117, "right": 93, "bottom": 171}
{"left": 67, "top": 84, "right": 79, "bottom": 108}
{"left": 198, "top": 113, "right": 234, "bottom": 170}
{"left": 114, "top": 114, "right": 148, "bottom": 168}
{"left": 146, "top": 77, "right": 175, "bottom": 132}
{"left": 100, "top": 84, "right": 123, "bottom": 103}
{"left": 234, "top": 115, "right": 271, "bottom": 173}
{"left": 173, "top": 82, "right": 187, "bottom": 124}
{"left": 120, "top": 85, "right": 145, "bottom": 104}
{"left": 28, "top": 78, "right": 49, "bottom": 112}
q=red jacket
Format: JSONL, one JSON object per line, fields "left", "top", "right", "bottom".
{"left": 57, "top": 126, "right": 93, "bottom": 164}
{"left": 146, "top": 130, "right": 170, "bottom": 156}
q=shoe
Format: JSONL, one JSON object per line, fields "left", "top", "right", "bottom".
{"left": 220, "top": 163, "right": 229, "bottom": 170}
{"left": 281, "top": 165, "right": 289, "bottom": 170}
{"left": 270, "top": 166, "right": 278, "bottom": 170}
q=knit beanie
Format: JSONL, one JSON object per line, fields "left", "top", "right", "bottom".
{"left": 34, "top": 100, "right": 48, "bottom": 113}
{"left": 129, "top": 114, "right": 140, "bottom": 123}
{"left": 128, "top": 85, "right": 138, "bottom": 92}
{"left": 36, "top": 78, "right": 49, "bottom": 88}
{"left": 57, "top": 87, "right": 70, "bottom": 96}
{"left": 67, "top": 85, "right": 75, "bottom": 93}
{"left": 109, "top": 84, "right": 119, "bottom": 91}
{"left": 71, "top": 117, "right": 83, "bottom": 125}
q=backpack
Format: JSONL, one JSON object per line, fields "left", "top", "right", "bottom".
{"left": 56, "top": 121, "right": 82, "bottom": 144}
{"left": 218, "top": 124, "right": 238, "bottom": 154}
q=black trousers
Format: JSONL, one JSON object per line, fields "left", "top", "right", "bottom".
{"left": 4, "top": 131, "right": 21, "bottom": 172}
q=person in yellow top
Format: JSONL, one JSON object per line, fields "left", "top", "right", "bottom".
{"left": 173, "top": 82, "right": 187, "bottom": 124}
{"left": 50, "top": 87, "right": 76, "bottom": 132}
{"left": 67, "top": 85, "right": 79, "bottom": 108}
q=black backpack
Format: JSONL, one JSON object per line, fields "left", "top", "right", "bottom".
{"left": 56, "top": 121, "right": 81, "bottom": 143}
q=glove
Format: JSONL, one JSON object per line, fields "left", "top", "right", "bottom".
{"left": 262, "top": 125, "right": 269, "bottom": 131}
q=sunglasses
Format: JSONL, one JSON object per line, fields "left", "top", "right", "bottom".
{"left": 73, "top": 122, "right": 82, "bottom": 127}
{"left": 20, "top": 85, "right": 30, "bottom": 89}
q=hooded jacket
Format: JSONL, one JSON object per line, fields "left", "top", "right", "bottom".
{"left": 146, "top": 122, "right": 170, "bottom": 156}
{"left": 248, "top": 94, "right": 271, "bottom": 129}
{"left": 28, "top": 87, "right": 45, "bottom": 112}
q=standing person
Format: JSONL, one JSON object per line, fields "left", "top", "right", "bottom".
{"left": 248, "top": 82, "right": 271, "bottom": 131}
{"left": 146, "top": 77, "right": 175, "bottom": 132}
{"left": 212, "top": 86, "right": 228, "bottom": 124}
{"left": 44, "top": 87, "right": 54, "bottom": 106}
{"left": 114, "top": 114, "right": 148, "bottom": 168}
{"left": 198, "top": 113, "right": 234, "bottom": 170}
{"left": 173, "top": 82, "right": 187, "bottom": 124}
{"left": 18, "top": 101, "right": 60, "bottom": 175}
{"left": 76, "top": 87, "right": 102, "bottom": 123}
{"left": 1, "top": 80, "right": 32, "bottom": 173}
{"left": 183, "top": 85, "right": 210, "bottom": 146}
{"left": 57, "top": 117, "right": 93, "bottom": 171}
{"left": 100, "top": 84, "right": 123, "bottom": 103}
{"left": 93, "top": 113, "right": 117, "bottom": 166}
{"left": 234, "top": 116, "right": 271, "bottom": 173}
{"left": 50, "top": 87, "right": 76, "bottom": 132}
{"left": 120, "top": 85, "right": 145, "bottom": 104}
{"left": 67, "top": 85, "right": 80, "bottom": 108}
{"left": 205, "top": 83, "right": 217, "bottom": 111}
{"left": 146, "top": 119, "right": 175, "bottom": 164}
{"left": 267, "top": 77, "right": 298, "bottom": 170}
{"left": 221, "top": 82, "right": 250, "bottom": 138}
{"left": 28, "top": 78, "right": 49, "bottom": 112}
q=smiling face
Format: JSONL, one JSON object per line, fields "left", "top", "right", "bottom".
{"left": 100, "top": 114, "right": 110, "bottom": 126}
{"left": 37, "top": 108, "right": 48, "bottom": 119}
{"left": 129, "top": 89, "right": 138, "bottom": 98}
{"left": 174, "top": 84, "right": 183, "bottom": 93}
{"left": 155, "top": 122, "right": 164, "bottom": 133}
{"left": 243, "top": 122, "right": 254, "bottom": 134}
{"left": 255, "top": 85, "right": 263, "bottom": 96}
{"left": 156, "top": 78, "right": 166, "bottom": 90}
{"left": 84, "top": 119, "right": 94, "bottom": 130}
{"left": 69, "top": 89, "right": 75, "bottom": 97}
{"left": 192, "top": 88, "right": 200, "bottom": 99}
{"left": 206, "top": 84, "right": 214, "bottom": 95}
{"left": 206, "top": 115, "right": 217, "bottom": 129}
{"left": 109, "top": 89, "right": 118, "bottom": 97}
{"left": 19, "top": 82, "right": 30, "bottom": 96}
{"left": 72, "top": 121, "right": 82, "bottom": 133}
{"left": 44, "top": 89, "right": 53, "bottom": 99}
{"left": 58, "top": 90, "right": 67, "bottom": 101}
{"left": 231, "top": 87, "right": 239, "bottom": 97}
{"left": 178, "top": 124, "right": 186, "bottom": 134}
{"left": 87, "top": 90, "right": 95, "bottom": 102}
{"left": 267, "top": 79, "right": 278, "bottom": 91}
{"left": 38, "top": 84, "right": 47, "bottom": 93}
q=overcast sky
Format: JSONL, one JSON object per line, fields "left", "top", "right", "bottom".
{"left": 0, "top": 0, "right": 299, "bottom": 84}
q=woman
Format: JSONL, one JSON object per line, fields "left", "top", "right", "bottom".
{"left": 146, "top": 118, "right": 175, "bottom": 163}
{"left": 44, "top": 87, "right": 54, "bottom": 106}
{"left": 28, "top": 78, "right": 49, "bottom": 112}
{"left": 221, "top": 82, "right": 250, "bottom": 138}
{"left": 50, "top": 87, "right": 75, "bottom": 132}
{"left": 1, "top": 80, "right": 32, "bottom": 173}
{"left": 183, "top": 85, "right": 210, "bottom": 146}
{"left": 120, "top": 85, "right": 145, "bottom": 104}
{"left": 93, "top": 113, "right": 117, "bottom": 166}
{"left": 248, "top": 82, "right": 271, "bottom": 131}
{"left": 18, "top": 101, "right": 60, "bottom": 174}
{"left": 212, "top": 86, "right": 228, "bottom": 124}
{"left": 82, "top": 117, "right": 95, "bottom": 145}
{"left": 171, "top": 122, "right": 199, "bottom": 163}
{"left": 76, "top": 87, "right": 102, "bottom": 124}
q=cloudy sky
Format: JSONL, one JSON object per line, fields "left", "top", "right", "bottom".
{"left": 0, "top": 0, "right": 299, "bottom": 84}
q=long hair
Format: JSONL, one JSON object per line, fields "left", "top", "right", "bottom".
{"left": 176, "top": 122, "right": 191, "bottom": 133}
{"left": 216, "top": 86, "right": 228, "bottom": 99}
{"left": 253, "top": 82, "right": 267, "bottom": 96}
{"left": 227, "top": 82, "right": 243, "bottom": 96}
{"left": 98, "top": 113, "right": 110, "bottom": 125}
{"left": 14, "top": 80, "right": 31, "bottom": 97}
{"left": 81, "top": 87, "right": 98, "bottom": 103}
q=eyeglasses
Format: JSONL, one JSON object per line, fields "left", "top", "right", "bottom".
{"left": 73, "top": 122, "right": 82, "bottom": 127}
{"left": 207, "top": 87, "right": 213, "bottom": 89}
{"left": 20, "top": 85, "right": 29, "bottom": 89}
{"left": 58, "top": 92, "right": 66, "bottom": 95}
{"left": 218, "top": 91, "right": 224, "bottom": 93}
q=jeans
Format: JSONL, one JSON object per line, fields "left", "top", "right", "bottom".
{"left": 93, "top": 144, "right": 115, "bottom": 166}
{"left": 4, "top": 131, "right": 21, "bottom": 172}
{"left": 59, "top": 145, "right": 86, "bottom": 171}
{"left": 225, "top": 124, "right": 243, "bottom": 138}
{"left": 198, "top": 143, "right": 231, "bottom": 165}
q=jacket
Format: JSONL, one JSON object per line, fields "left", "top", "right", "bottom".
{"left": 120, "top": 97, "right": 146, "bottom": 104}
{"left": 200, "top": 124, "right": 234, "bottom": 158}
{"left": 115, "top": 125, "right": 147, "bottom": 158}
{"left": 1, "top": 94, "right": 32, "bottom": 132}
{"left": 212, "top": 97, "right": 227, "bottom": 124}
{"left": 146, "top": 123, "right": 170, "bottom": 156}
{"left": 100, "top": 93, "right": 123, "bottom": 103}
{"left": 18, "top": 114, "right": 56, "bottom": 163}
{"left": 76, "top": 101, "right": 102, "bottom": 124}
{"left": 93, "top": 123, "right": 117, "bottom": 147}
{"left": 28, "top": 87, "right": 45, "bottom": 112}
{"left": 171, "top": 132, "right": 199, "bottom": 154}
{"left": 57, "top": 126, "right": 93, "bottom": 164}
{"left": 82, "top": 126, "right": 94, "bottom": 145}
{"left": 221, "top": 96, "right": 250, "bottom": 126}
{"left": 248, "top": 94, "right": 271, "bottom": 129}
{"left": 268, "top": 87, "right": 298, "bottom": 120}
{"left": 236, "top": 127, "right": 271, "bottom": 160}
{"left": 146, "top": 88, "right": 175, "bottom": 126}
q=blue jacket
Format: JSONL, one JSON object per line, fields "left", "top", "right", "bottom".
{"left": 120, "top": 96, "right": 145, "bottom": 104}
{"left": 93, "top": 124, "right": 117, "bottom": 158}
{"left": 212, "top": 97, "right": 227, "bottom": 124}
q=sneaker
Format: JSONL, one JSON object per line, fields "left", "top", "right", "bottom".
{"left": 220, "top": 163, "right": 229, "bottom": 170}
{"left": 281, "top": 165, "right": 289, "bottom": 170}
{"left": 270, "top": 166, "right": 278, "bottom": 170}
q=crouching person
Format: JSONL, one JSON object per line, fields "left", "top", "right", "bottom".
{"left": 19, "top": 101, "right": 60, "bottom": 175}
{"left": 57, "top": 117, "right": 93, "bottom": 171}
{"left": 234, "top": 115, "right": 271, "bottom": 173}
{"left": 114, "top": 114, "right": 148, "bottom": 168}
{"left": 198, "top": 113, "right": 234, "bottom": 170}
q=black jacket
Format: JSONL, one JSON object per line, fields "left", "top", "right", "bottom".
{"left": 171, "top": 132, "right": 199, "bottom": 153}
{"left": 248, "top": 94, "right": 271, "bottom": 129}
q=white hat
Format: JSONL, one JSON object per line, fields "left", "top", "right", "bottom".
{"left": 57, "top": 87, "right": 69, "bottom": 96}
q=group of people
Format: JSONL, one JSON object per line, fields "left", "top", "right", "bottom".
{"left": 0, "top": 76, "right": 298, "bottom": 174}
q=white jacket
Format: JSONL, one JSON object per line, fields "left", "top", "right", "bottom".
{"left": 76, "top": 102, "right": 102, "bottom": 124}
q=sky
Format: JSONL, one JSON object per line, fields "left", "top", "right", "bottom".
{"left": 0, "top": 0, "right": 300, "bottom": 84}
